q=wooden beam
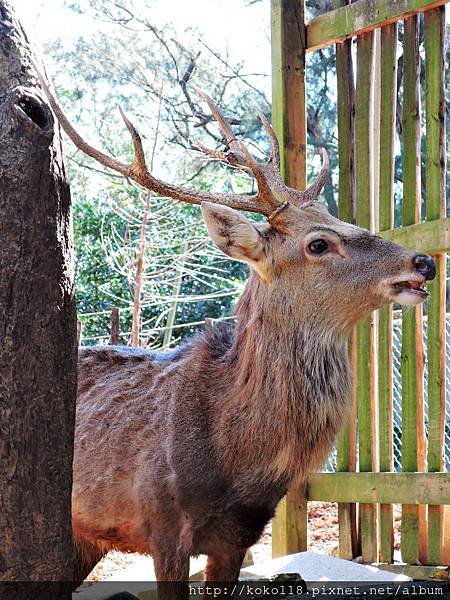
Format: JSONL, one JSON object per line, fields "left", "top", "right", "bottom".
{"left": 271, "top": 0, "right": 306, "bottom": 190}
{"left": 271, "top": 0, "right": 307, "bottom": 558}
{"left": 378, "top": 24, "right": 397, "bottom": 235}
{"left": 308, "top": 473, "right": 450, "bottom": 505}
{"left": 271, "top": 486, "right": 308, "bottom": 560}
{"left": 377, "top": 22, "right": 397, "bottom": 566}
{"left": 306, "top": 0, "right": 449, "bottom": 52}
{"left": 400, "top": 15, "right": 424, "bottom": 566}
{"left": 335, "top": 0, "right": 358, "bottom": 561}
{"left": 336, "top": 18, "right": 355, "bottom": 224}
{"left": 378, "top": 217, "right": 450, "bottom": 255}
{"left": 355, "top": 30, "right": 378, "bottom": 564}
{"left": 337, "top": 333, "right": 359, "bottom": 560}
{"left": 424, "top": 5, "right": 447, "bottom": 567}
{"left": 373, "top": 564, "right": 449, "bottom": 580}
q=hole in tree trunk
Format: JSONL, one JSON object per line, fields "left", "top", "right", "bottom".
{"left": 17, "top": 95, "right": 51, "bottom": 130}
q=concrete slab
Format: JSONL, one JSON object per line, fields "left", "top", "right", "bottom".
{"left": 73, "top": 555, "right": 207, "bottom": 600}
{"left": 73, "top": 550, "right": 411, "bottom": 598}
{"left": 240, "top": 551, "right": 412, "bottom": 583}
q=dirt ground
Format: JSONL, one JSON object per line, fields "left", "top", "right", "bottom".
{"left": 87, "top": 502, "right": 403, "bottom": 581}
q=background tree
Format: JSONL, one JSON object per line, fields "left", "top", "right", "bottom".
{"left": 41, "top": 0, "right": 342, "bottom": 346}
{"left": 0, "top": 1, "right": 76, "bottom": 596}
{"left": 43, "top": 0, "right": 269, "bottom": 344}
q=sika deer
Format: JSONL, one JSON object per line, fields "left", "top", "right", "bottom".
{"left": 42, "top": 81, "right": 435, "bottom": 599}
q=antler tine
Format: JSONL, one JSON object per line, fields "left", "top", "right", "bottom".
{"left": 194, "top": 141, "right": 253, "bottom": 173}
{"left": 118, "top": 106, "right": 147, "bottom": 176}
{"left": 288, "top": 148, "right": 329, "bottom": 206}
{"left": 255, "top": 108, "right": 280, "bottom": 168}
{"left": 195, "top": 141, "right": 230, "bottom": 162}
{"left": 192, "top": 86, "right": 264, "bottom": 176}
{"left": 191, "top": 85, "right": 242, "bottom": 156}
{"left": 303, "top": 148, "right": 329, "bottom": 202}
{"left": 37, "top": 70, "right": 280, "bottom": 216}
{"left": 37, "top": 70, "right": 130, "bottom": 179}
{"left": 192, "top": 87, "right": 281, "bottom": 206}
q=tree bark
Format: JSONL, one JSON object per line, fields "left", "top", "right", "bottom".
{"left": 0, "top": 2, "right": 76, "bottom": 597}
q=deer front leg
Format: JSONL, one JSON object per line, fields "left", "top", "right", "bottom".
{"left": 205, "top": 548, "right": 246, "bottom": 585}
{"left": 73, "top": 538, "right": 106, "bottom": 585}
{"left": 153, "top": 548, "right": 190, "bottom": 600}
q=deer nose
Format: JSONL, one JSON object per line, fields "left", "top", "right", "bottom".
{"left": 413, "top": 254, "right": 436, "bottom": 280}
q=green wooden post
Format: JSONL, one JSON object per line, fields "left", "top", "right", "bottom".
{"left": 271, "top": 0, "right": 308, "bottom": 558}
{"left": 355, "top": 30, "right": 378, "bottom": 564}
{"left": 378, "top": 22, "right": 398, "bottom": 566}
{"left": 271, "top": 0, "right": 306, "bottom": 190}
{"left": 379, "top": 216, "right": 450, "bottom": 254}
{"left": 401, "top": 14, "right": 424, "bottom": 566}
{"left": 335, "top": 7, "right": 354, "bottom": 224}
{"left": 335, "top": 0, "right": 358, "bottom": 559}
{"left": 336, "top": 331, "right": 359, "bottom": 560}
{"left": 308, "top": 472, "right": 450, "bottom": 504}
{"left": 424, "top": 5, "right": 446, "bottom": 566}
{"left": 306, "top": 0, "right": 449, "bottom": 52}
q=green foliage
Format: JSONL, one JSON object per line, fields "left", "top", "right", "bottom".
{"left": 45, "top": 0, "right": 272, "bottom": 345}
{"left": 45, "top": 0, "right": 353, "bottom": 345}
{"left": 74, "top": 196, "right": 130, "bottom": 342}
{"left": 306, "top": 45, "right": 339, "bottom": 216}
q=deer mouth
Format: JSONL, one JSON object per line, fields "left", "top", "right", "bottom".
{"left": 391, "top": 279, "right": 429, "bottom": 301}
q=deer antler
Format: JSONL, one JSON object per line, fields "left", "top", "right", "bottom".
{"left": 38, "top": 72, "right": 329, "bottom": 218}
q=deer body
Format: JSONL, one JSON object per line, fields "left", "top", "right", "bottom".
{"left": 74, "top": 279, "right": 350, "bottom": 577}
{"left": 72, "top": 204, "right": 435, "bottom": 598}
{"left": 40, "top": 81, "right": 436, "bottom": 597}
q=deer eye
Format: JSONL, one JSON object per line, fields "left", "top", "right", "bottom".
{"left": 308, "top": 239, "right": 329, "bottom": 255}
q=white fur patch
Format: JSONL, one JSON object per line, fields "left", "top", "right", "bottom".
{"left": 394, "top": 289, "right": 426, "bottom": 306}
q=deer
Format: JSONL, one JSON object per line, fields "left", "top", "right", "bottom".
{"left": 40, "top": 78, "right": 435, "bottom": 599}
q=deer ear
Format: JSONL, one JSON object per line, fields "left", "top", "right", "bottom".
{"left": 201, "top": 202, "right": 265, "bottom": 264}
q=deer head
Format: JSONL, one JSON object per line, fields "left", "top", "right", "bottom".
{"left": 39, "top": 77, "right": 435, "bottom": 334}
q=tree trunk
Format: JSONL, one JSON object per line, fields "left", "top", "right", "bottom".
{"left": 0, "top": 2, "right": 77, "bottom": 597}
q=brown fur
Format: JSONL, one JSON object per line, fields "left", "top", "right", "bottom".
{"left": 73, "top": 202, "right": 433, "bottom": 598}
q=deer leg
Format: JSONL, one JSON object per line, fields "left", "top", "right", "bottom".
{"left": 205, "top": 548, "right": 246, "bottom": 585}
{"left": 153, "top": 548, "right": 190, "bottom": 600}
{"left": 73, "top": 538, "right": 106, "bottom": 584}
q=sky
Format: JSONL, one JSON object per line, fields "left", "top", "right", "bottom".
{"left": 14, "top": 0, "right": 271, "bottom": 79}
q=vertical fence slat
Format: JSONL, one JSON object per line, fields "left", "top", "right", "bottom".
{"left": 271, "top": 0, "right": 306, "bottom": 191}
{"left": 401, "top": 14, "right": 425, "bottom": 566}
{"left": 378, "top": 22, "right": 398, "bottom": 565}
{"left": 336, "top": 0, "right": 355, "bottom": 223}
{"left": 77, "top": 319, "right": 82, "bottom": 346}
{"left": 110, "top": 307, "right": 120, "bottom": 345}
{"left": 424, "top": 5, "right": 446, "bottom": 567}
{"left": 336, "top": 20, "right": 359, "bottom": 560}
{"left": 355, "top": 30, "right": 378, "bottom": 564}
{"left": 337, "top": 332, "right": 359, "bottom": 559}
{"left": 271, "top": 0, "right": 307, "bottom": 557}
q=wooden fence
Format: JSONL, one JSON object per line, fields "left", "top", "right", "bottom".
{"left": 271, "top": 0, "right": 449, "bottom": 578}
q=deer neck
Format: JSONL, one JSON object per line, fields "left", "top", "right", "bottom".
{"left": 215, "top": 273, "right": 351, "bottom": 484}
{"left": 228, "top": 273, "right": 350, "bottom": 389}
